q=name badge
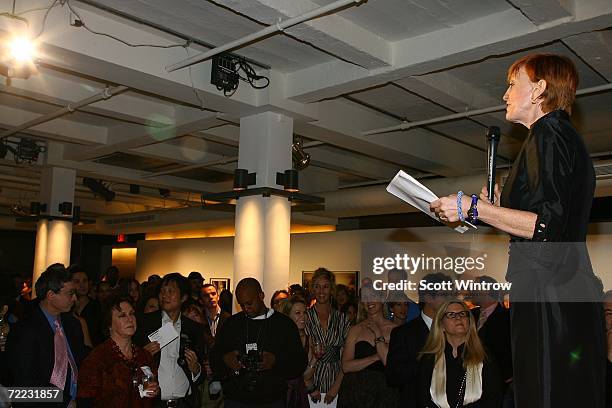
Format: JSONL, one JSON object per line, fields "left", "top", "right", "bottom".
{"left": 245, "top": 343, "right": 258, "bottom": 353}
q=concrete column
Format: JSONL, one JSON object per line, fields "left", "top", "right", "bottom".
{"left": 233, "top": 112, "right": 293, "bottom": 307}
{"left": 32, "top": 167, "right": 76, "bottom": 296}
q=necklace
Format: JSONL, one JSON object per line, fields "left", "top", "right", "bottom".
{"left": 454, "top": 370, "right": 468, "bottom": 408}
{"left": 111, "top": 339, "right": 137, "bottom": 367}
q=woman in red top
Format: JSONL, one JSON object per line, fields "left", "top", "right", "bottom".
{"left": 78, "top": 297, "right": 159, "bottom": 407}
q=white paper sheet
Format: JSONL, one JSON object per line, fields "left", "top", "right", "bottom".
{"left": 386, "top": 170, "right": 475, "bottom": 233}
{"left": 148, "top": 321, "right": 179, "bottom": 349}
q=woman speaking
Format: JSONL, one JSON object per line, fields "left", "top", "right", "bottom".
{"left": 431, "top": 54, "right": 606, "bottom": 407}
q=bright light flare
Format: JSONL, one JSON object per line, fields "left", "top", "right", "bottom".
{"left": 7, "top": 36, "right": 36, "bottom": 63}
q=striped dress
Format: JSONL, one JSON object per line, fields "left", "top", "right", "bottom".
{"left": 305, "top": 307, "right": 350, "bottom": 393}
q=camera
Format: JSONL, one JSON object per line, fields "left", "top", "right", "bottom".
{"left": 177, "top": 334, "right": 193, "bottom": 368}
{"left": 238, "top": 350, "right": 262, "bottom": 392}
{"left": 239, "top": 349, "right": 262, "bottom": 371}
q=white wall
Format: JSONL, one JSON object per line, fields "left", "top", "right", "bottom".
{"left": 136, "top": 224, "right": 612, "bottom": 295}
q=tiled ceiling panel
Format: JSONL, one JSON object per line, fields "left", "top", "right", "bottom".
{"left": 88, "top": 0, "right": 333, "bottom": 71}
{"left": 310, "top": 0, "right": 510, "bottom": 41}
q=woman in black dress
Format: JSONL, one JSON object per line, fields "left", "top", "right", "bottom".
{"left": 338, "top": 285, "right": 398, "bottom": 408}
{"left": 431, "top": 53, "right": 606, "bottom": 408}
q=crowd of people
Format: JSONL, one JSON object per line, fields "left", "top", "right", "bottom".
{"left": 0, "top": 53, "right": 611, "bottom": 408}
{"left": 1, "top": 264, "right": 610, "bottom": 408}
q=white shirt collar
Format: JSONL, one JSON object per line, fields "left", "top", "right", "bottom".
{"left": 161, "top": 310, "right": 182, "bottom": 328}
{"left": 206, "top": 306, "right": 221, "bottom": 318}
{"left": 248, "top": 308, "right": 274, "bottom": 320}
{"left": 421, "top": 310, "right": 433, "bottom": 330}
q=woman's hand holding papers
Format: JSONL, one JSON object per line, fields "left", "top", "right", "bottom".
{"left": 430, "top": 193, "right": 471, "bottom": 223}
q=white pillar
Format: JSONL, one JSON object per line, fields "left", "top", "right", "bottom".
{"left": 32, "top": 167, "right": 76, "bottom": 296}
{"left": 233, "top": 112, "right": 293, "bottom": 307}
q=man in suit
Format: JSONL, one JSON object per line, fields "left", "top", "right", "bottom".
{"left": 5, "top": 263, "right": 87, "bottom": 408}
{"left": 200, "top": 284, "right": 231, "bottom": 349}
{"left": 200, "top": 283, "right": 231, "bottom": 406}
{"left": 471, "top": 275, "right": 513, "bottom": 407}
{"left": 134, "top": 273, "right": 205, "bottom": 407}
{"left": 386, "top": 272, "right": 452, "bottom": 408}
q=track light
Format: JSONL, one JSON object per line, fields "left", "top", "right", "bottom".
{"left": 233, "top": 169, "right": 256, "bottom": 191}
{"left": 276, "top": 169, "right": 299, "bottom": 192}
{"left": 83, "top": 177, "right": 115, "bottom": 201}
{"left": 159, "top": 188, "right": 170, "bottom": 198}
{"left": 1, "top": 36, "right": 39, "bottom": 80}
{"left": 58, "top": 202, "right": 72, "bottom": 216}
{"left": 29, "top": 201, "right": 46, "bottom": 216}
{"left": 292, "top": 139, "right": 310, "bottom": 170}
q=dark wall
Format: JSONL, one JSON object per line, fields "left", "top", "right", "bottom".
{"left": 0, "top": 230, "right": 117, "bottom": 280}
{"left": 0, "top": 230, "right": 36, "bottom": 277}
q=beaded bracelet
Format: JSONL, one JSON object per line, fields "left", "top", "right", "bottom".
{"left": 457, "top": 191, "right": 465, "bottom": 222}
{"left": 467, "top": 194, "right": 479, "bottom": 223}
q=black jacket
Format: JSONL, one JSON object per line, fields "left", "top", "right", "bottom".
{"left": 210, "top": 310, "right": 307, "bottom": 404}
{"left": 416, "top": 342, "right": 502, "bottom": 408}
{"left": 473, "top": 304, "right": 512, "bottom": 383}
{"left": 5, "top": 303, "right": 87, "bottom": 407}
{"left": 133, "top": 310, "right": 206, "bottom": 405}
{"left": 386, "top": 315, "right": 430, "bottom": 408}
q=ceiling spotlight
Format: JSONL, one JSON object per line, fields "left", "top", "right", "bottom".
{"left": 292, "top": 139, "right": 310, "bottom": 171}
{"left": 276, "top": 169, "right": 299, "bottom": 192}
{"left": 29, "top": 201, "right": 46, "bottom": 216}
{"left": 7, "top": 36, "right": 36, "bottom": 64}
{"left": 83, "top": 177, "right": 116, "bottom": 201}
{"left": 58, "top": 202, "right": 73, "bottom": 216}
{"left": 233, "top": 169, "right": 256, "bottom": 191}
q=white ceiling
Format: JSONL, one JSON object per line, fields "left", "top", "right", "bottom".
{"left": 1, "top": 0, "right": 612, "bottom": 233}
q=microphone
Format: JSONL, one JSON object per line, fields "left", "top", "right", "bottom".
{"left": 486, "top": 126, "right": 501, "bottom": 204}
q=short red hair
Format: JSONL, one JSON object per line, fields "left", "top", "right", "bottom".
{"left": 507, "top": 53, "right": 579, "bottom": 114}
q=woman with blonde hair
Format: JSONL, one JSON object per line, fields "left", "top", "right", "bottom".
{"left": 305, "top": 268, "right": 350, "bottom": 406}
{"left": 417, "top": 300, "right": 501, "bottom": 408}
{"left": 338, "top": 284, "right": 398, "bottom": 407}
{"left": 279, "top": 296, "right": 318, "bottom": 408}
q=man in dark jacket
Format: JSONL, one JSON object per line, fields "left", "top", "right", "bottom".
{"left": 211, "top": 278, "right": 307, "bottom": 408}
{"left": 134, "top": 273, "right": 206, "bottom": 408}
{"left": 471, "top": 275, "right": 513, "bottom": 407}
{"left": 386, "top": 273, "right": 451, "bottom": 408}
{"left": 5, "top": 264, "right": 87, "bottom": 408}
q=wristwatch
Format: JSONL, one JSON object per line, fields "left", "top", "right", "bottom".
{"left": 374, "top": 336, "right": 385, "bottom": 344}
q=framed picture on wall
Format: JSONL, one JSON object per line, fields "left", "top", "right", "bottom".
{"left": 302, "top": 271, "right": 359, "bottom": 299}
{"left": 210, "top": 278, "right": 230, "bottom": 293}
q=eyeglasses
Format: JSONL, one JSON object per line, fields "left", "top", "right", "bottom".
{"left": 444, "top": 311, "right": 468, "bottom": 320}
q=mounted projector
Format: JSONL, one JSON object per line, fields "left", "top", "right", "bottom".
{"left": 211, "top": 55, "right": 239, "bottom": 94}
{"left": 0, "top": 137, "right": 45, "bottom": 164}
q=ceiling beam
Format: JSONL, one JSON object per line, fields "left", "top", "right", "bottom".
{"left": 0, "top": 105, "right": 107, "bottom": 145}
{"left": 211, "top": 0, "right": 391, "bottom": 68}
{"left": 285, "top": 3, "right": 612, "bottom": 102}
{"left": 507, "top": 0, "right": 574, "bottom": 25}
{"left": 563, "top": 29, "right": 612, "bottom": 81}
{"left": 47, "top": 142, "right": 229, "bottom": 192}
{"left": 64, "top": 115, "right": 223, "bottom": 161}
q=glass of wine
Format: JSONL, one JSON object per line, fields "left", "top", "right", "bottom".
{"left": 313, "top": 341, "right": 325, "bottom": 360}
